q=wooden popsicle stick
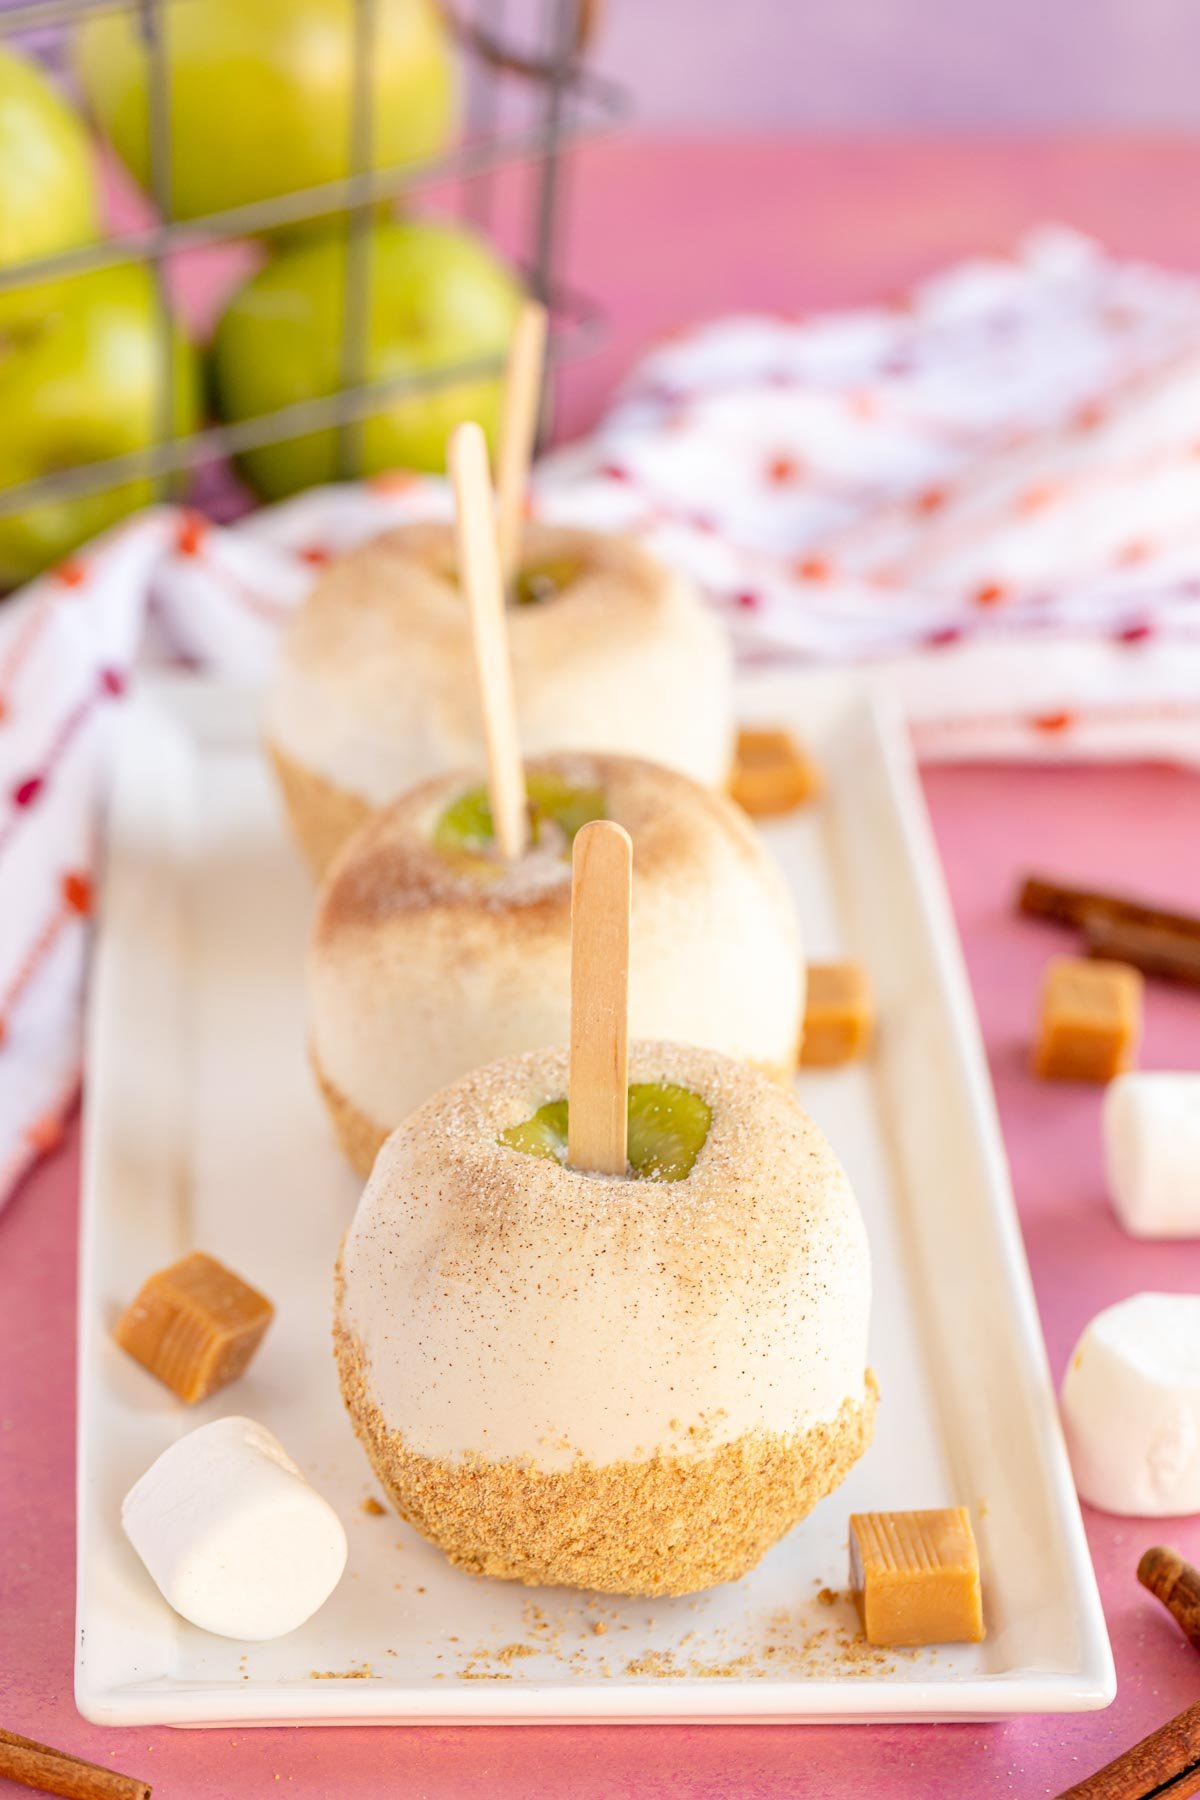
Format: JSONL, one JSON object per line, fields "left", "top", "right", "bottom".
{"left": 496, "top": 299, "right": 548, "bottom": 588}
{"left": 449, "top": 420, "right": 528, "bottom": 860}
{"left": 568, "top": 820, "right": 632, "bottom": 1176}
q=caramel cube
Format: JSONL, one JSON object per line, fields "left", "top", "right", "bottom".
{"left": 1032, "top": 955, "right": 1142, "bottom": 1082}
{"left": 800, "top": 962, "right": 873, "bottom": 1067}
{"left": 849, "top": 1508, "right": 984, "bottom": 1647}
{"left": 730, "top": 727, "right": 820, "bottom": 817}
{"left": 116, "top": 1251, "right": 274, "bottom": 1404}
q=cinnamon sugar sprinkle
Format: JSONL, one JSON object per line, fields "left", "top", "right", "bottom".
{"left": 314, "top": 745, "right": 771, "bottom": 932}
{"left": 315, "top": 1036, "right": 796, "bottom": 1181}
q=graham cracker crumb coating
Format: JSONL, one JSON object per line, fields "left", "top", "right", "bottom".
{"left": 268, "top": 741, "right": 373, "bottom": 880}
{"left": 312, "top": 1046, "right": 389, "bottom": 1177}
{"left": 335, "top": 1311, "right": 877, "bottom": 1598}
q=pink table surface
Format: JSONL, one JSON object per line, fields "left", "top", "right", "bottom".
{"left": 5, "top": 135, "right": 1200, "bottom": 1799}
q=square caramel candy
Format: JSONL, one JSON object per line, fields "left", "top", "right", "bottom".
{"left": 1032, "top": 955, "right": 1142, "bottom": 1083}
{"left": 116, "top": 1251, "right": 274, "bottom": 1404}
{"left": 730, "top": 727, "right": 820, "bottom": 817}
{"left": 850, "top": 1508, "right": 984, "bottom": 1648}
{"left": 799, "top": 961, "right": 873, "bottom": 1067}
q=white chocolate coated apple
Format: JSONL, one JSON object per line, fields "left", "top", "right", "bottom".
{"left": 334, "top": 1042, "right": 874, "bottom": 1595}
{"left": 267, "top": 520, "right": 734, "bottom": 813}
{"left": 308, "top": 751, "right": 801, "bottom": 1169}
{"left": 338, "top": 1042, "right": 870, "bottom": 1472}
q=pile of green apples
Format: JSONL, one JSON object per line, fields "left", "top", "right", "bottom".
{"left": 0, "top": 0, "right": 525, "bottom": 587}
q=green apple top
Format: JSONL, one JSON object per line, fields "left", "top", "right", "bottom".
{"left": 433, "top": 771, "right": 606, "bottom": 867}
{"left": 74, "top": 0, "right": 458, "bottom": 224}
{"left": 0, "top": 45, "right": 98, "bottom": 268}
{"left": 511, "top": 556, "right": 583, "bottom": 607}
{"left": 499, "top": 1083, "right": 715, "bottom": 1183}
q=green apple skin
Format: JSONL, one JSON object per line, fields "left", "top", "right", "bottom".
{"left": 74, "top": 0, "right": 458, "bottom": 226}
{"left": 0, "top": 264, "right": 198, "bottom": 588}
{"left": 0, "top": 45, "right": 98, "bottom": 269}
{"left": 210, "top": 219, "right": 524, "bottom": 497}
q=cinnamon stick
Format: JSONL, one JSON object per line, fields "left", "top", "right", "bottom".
{"left": 1139, "top": 1546, "right": 1200, "bottom": 1653}
{"left": 1084, "top": 915, "right": 1200, "bottom": 989}
{"left": 0, "top": 1727, "right": 151, "bottom": 1800}
{"left": 1054, "top": 1701, "right": 1200, "bottom": 1799}
{"left": 1019, "top": 875, "right": 1200, "bottom": 945}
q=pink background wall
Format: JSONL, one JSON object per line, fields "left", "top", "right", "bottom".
{"left": 594, "top": 0, "right": 1200, "bottom": 129}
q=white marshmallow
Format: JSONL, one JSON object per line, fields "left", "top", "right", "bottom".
{"left": 122, "top": 1416, "right": 347, "bottom": 1640}
{"left": 1060, "top": 1293, "right": 1200, "bottom": 1515}
{"left": 1105, "top": 1073, "right": 1200, "bottom": 1238}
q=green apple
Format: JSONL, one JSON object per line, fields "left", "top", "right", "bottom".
{"left": 0, "top": 263, "right": 198, "bottom": 587}
{"left": 74, "top": 0, "right": 458, "bottom": 226}
{"left": 0, "top": 44, "right": 98, "bottom": 269}
{"left": 500, "top": 1084, "right": 714, "bottom": 1183}
{"left": 434, "top": 772, "right": 606, "bottom": 859}
{"left": 210, "top": 218, "right": 524, "bottom": 497}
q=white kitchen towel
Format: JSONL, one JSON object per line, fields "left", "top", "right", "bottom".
{"left": 3, "top": 224, "right": 1200, "bottom": 1205}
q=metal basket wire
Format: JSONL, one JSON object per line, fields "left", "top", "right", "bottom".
{"left": 0, "top": 0, "right": 626, "bottom": 523}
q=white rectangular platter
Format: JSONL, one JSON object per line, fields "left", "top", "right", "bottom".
{"left": 76, "top": 672, "right": 1115, "bottom": 1726}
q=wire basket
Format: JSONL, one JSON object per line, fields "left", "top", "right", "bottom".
{"left": 0, "top": 0, "right": 626, "bottom": 528}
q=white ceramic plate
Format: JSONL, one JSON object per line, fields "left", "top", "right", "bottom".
{"left": 75, "top": 673, "right": 1114, "bottom": 1726}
